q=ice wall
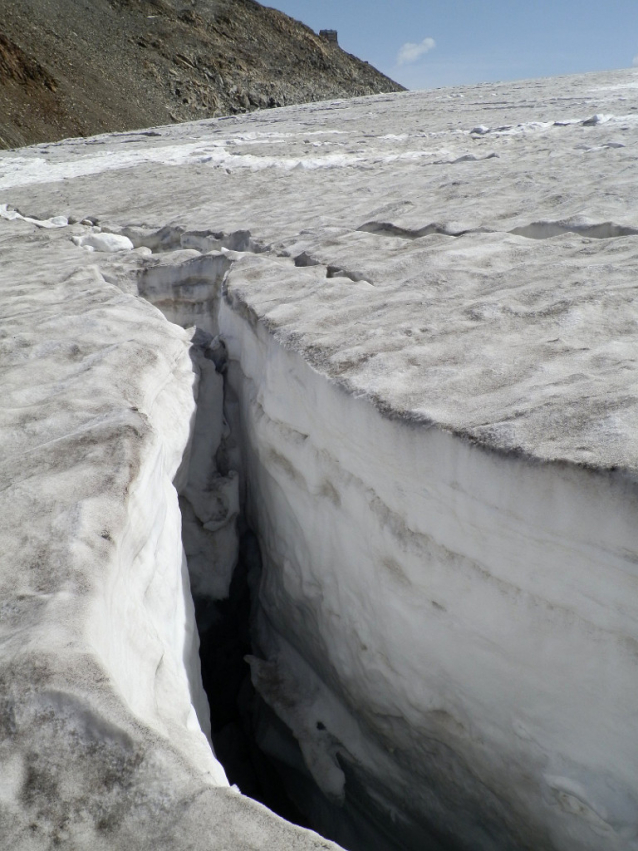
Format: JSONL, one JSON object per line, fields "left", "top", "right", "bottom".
{"left": 219, "top": 257, "right": 638, "bottom": 851}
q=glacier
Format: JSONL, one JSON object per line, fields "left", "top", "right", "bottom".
{"left": 1, "top": 67, "right": 638, "bottom": 850}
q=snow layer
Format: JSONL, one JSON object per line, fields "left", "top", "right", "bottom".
{"left": 2, "top": 66, "right": 638, "bottom": 850}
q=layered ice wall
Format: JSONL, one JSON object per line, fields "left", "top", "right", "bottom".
{"left": 220, "top": 257, "right": 638, "bottom": 851}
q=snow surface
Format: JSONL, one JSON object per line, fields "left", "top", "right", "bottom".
{"left": 2, "top": 66, "right": 638, "bottom": 850}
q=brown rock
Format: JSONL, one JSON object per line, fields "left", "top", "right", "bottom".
{"left": 0, "top": 0, "right": 404, "bottom": 149}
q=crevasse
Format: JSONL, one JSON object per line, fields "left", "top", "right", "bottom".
{"left": 137, "top": 235, "right": 638, "bottom": 851}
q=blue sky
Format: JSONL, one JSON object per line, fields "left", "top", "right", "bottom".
{"left": 263, "top": 0, "right": 638, "bottom": 90}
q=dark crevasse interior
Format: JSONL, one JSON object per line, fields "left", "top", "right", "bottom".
{"left": 192, "top": 531, "right": 312, "bottom": 831}
{"left": 132, "top": 231, "right": 335, "bottom": 841}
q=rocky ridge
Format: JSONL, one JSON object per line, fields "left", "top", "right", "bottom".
{"left": 0, "top": 0, "right": 404, "bottom": 149}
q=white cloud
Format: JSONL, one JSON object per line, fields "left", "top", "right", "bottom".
{"left": 633, "top": 54, "right": 638, "bottom": 67}
{"left": 397, "top": 37, "right": 436, "bottom": 66}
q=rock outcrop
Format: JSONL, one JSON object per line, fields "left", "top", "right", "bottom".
{"left": 0, "top": 0, "right": 403, "bottom": 149}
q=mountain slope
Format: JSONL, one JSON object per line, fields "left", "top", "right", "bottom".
{"left": 0, "top": 0, "right": 404, "bottom": 149}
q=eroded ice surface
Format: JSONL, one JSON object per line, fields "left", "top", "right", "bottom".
{"left": 2, "top": 67, "right": 638, "bottom": 850}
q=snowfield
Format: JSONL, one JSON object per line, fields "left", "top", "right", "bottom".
{"left": 2, "top": 67, "right": 638, "bottom": 850}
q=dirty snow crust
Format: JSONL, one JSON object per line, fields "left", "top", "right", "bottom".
{"left": 2, "top": 67, "right": 638, "bottom": 851}
{"left": 4, "top": 72, "right": 638, "bottom": 470}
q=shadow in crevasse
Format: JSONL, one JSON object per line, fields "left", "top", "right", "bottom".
{"left": 194, "top": 531, "right": 312, "bottom": 830}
